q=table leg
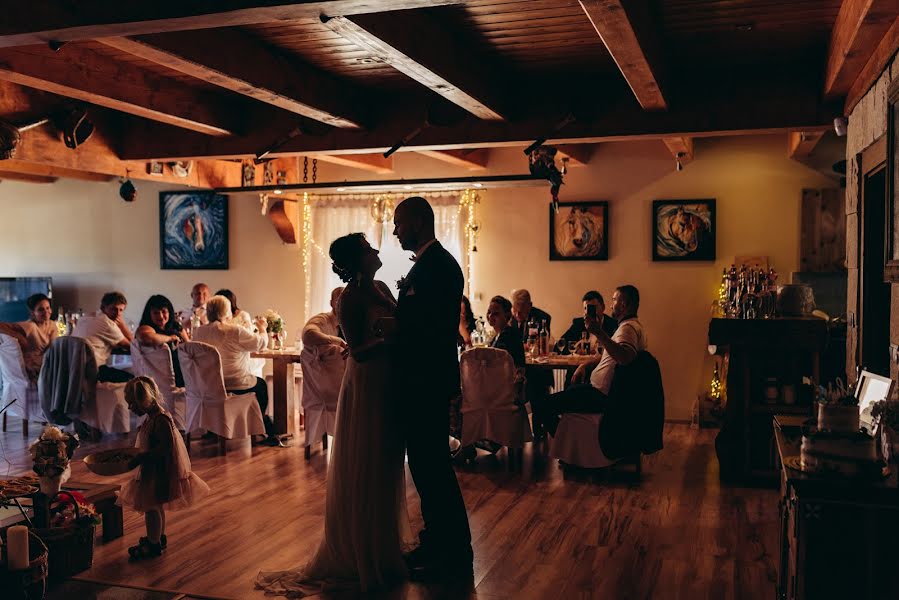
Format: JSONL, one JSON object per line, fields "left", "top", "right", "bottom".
{"left": 272, "top": 358, "right": 293, "bottom": 438}
{"left": 101, "top": 504, "right": 123, "bottom": 542}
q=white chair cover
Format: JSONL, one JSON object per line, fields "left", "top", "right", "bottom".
{"left": 81, "top": 382, "right": 131, "bottom": 433}
{"left": 299, "top": 344, "right": 344, "bottom": 443}
{"left": 130, "top": 340, "right": 187, "bottom": 430}
{"left": 549, "top": 413, "right": 616, "bottom": 468}
{"left": 0, "top": 333, "right": 40, "bottom": 421}
{"left": 177, "top": 341, "right": 265, "bottom": 440}
{"left": 460, "top": 347, "right": 532, "bottom": 448}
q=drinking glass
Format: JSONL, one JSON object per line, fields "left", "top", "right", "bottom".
{"left": 555, "top": 338, "right": 567, "bottom": 354}
{"left": 568, "top": 341, "right": 578, "bottom": 355}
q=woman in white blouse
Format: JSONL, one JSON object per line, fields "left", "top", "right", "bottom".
{"left": 192, "top": 295, "right": 281, "bottom": 446}
{"left": 18, "top": 293, "right": 58, "bottom": 380}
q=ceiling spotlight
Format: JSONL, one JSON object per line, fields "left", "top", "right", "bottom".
{"left": 273, "top": 189, "right": 282, "bottom": 195}
{"left": 404, "top": 185, "right": 413, "bottom": 190}
{"left": 675, "top": 151, "right": 686, "bottom": 172}
{"left": 473, "top": 182, "right": 483, "bottom": 188}
{"left": 336, "top": 187, "right": 346, "bottom": 192}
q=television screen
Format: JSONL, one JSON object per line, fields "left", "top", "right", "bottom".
{"left": 0, "top": 277, "right": 53, "bottom": 322}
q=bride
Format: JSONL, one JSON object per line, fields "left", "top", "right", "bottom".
{"left": 256, "top": 232, "right": 411, "bottom": 595}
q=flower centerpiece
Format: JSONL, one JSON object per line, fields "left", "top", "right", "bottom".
{"left": 49, "top": 491, "right": 100, "bottom": 528}
{"left": 29, "top": 426, "right": 79, "bottom": 497}
{"left": 263, "top": 309, "right": 285, "bottom": 349}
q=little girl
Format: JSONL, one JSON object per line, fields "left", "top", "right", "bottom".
{"left": 119, "top": 376, "right": 209, "bottom": 560}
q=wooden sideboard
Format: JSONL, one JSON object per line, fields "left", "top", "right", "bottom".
{"left": 709, "top": 317, "right": 826, "bottom": 482}
{"left": 774, "top": 415, "right": 899, "bottom": 599}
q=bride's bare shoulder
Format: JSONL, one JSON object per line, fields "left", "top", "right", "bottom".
{"left": 373, "top": 280, "right": 397, "bottom": 302}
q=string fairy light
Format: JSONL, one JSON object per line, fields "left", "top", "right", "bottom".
{"left": 302, "top": 192, "right": 312, "bottom": 320}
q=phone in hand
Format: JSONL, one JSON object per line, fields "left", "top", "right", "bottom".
{"left": 586, "top": 304, "right": 598, "bottom": 319}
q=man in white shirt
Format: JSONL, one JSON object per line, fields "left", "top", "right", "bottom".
{"left": 180, "top": 283, "right": 210, "bottom": 330}
{"left": 192, "top": 295, "right": 283, "bottom": 446}
{"left": 536, "top": 285, "right": 648, "bottom": 436}
{"left": 72, "top": 291, "right": 134, "bottom": 382}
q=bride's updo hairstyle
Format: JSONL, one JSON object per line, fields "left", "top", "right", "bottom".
{"left": 329, "top": 232, "right": 367, "bottom": 283}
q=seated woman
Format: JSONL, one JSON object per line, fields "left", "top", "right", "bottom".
{"left": 192, "top": 295, "right": 282, "bottom": 446}
{"left": 18, "top": 293, "right": 58, "bottom": 381}
{"left": 214, "top": 289, "right": 252, "bottom": 330}
{"left": 487, "top": 295, "right": 525, "bottom": 369}
{"left": 136, "top": 295, "right": 190, "bottom": 387}
{"left": 458, "top": 295, "right": 475, "bottom": 352}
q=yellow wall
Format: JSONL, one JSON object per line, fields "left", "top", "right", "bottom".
{"left": 0, "top": 134, "right": 836, "bottom": 420}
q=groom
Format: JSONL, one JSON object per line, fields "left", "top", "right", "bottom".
{"left": 393, "top": 197, "right": 474, "bottom": 580}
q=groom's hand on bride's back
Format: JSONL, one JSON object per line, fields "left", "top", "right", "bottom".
{"left": 374, "top": 316, "right": 398, "bottom": 342}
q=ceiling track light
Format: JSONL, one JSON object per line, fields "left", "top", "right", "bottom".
{"left": 675, "top": 151, "right": 686, "bottom": 172}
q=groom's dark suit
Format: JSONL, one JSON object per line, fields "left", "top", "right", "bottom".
{"left": 396, "top": 240, "right": 473, "bottom": 564}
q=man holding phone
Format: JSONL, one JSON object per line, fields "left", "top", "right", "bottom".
{"left": 536, "top": 285, "right": 647, "bottom": 436}
{"left": 560, "top": 291, "right": 619, "bottom": 354}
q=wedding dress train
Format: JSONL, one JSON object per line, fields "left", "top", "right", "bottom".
{"left": 256, "top": 300, "right": 411, "bottom": 596}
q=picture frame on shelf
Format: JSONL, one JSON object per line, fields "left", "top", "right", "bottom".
{"left": 549, "top": 201, "right": 609, "bottom": 261}
{"left": 652, "top": 199, "right": 716, "bottom": 261}
{"left": 159, "top": 191, "right": 229, "bottom": 270}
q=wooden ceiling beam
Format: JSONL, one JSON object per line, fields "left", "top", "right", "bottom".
{"left": 578, "top": 0, "right": 667, "bottom": 111}
{"left": 0, "top": 160, "right": 114, "bottom": 182}
{"left": 788, "top": 131, "right": 824, "bottom": 159}
{"left": 824, "top": 0, "right": 899, "bottom": 99}
{"left": 119, "top": 72, "right": 838, "bottom": 160}
{"left": 555, "top": 144, "right": 594, "bottom": 167}
{"left": 0, "top": 1, "right": 475, "bottom": 48}
{"left": 417, "top": 149, "right": 489, "bottom": 170}
{"left": 321, "top": 12, "right": 507, "bottom": 120}
{"left": 845, "top": 17, "right": 899, "bottom": 113}
{"left": 309, "top": 153, "right": 394, "bottom": 174}
{"left": 0, "top": 171, "right": 57, "bottom": 184}
{"left": 661, "top": 137, "right": 693, "bottom": 164}
{"left": 100, "top": 30, "right": 365, "bottom": 128}
{"left": 0, "top": 43, "right": 238, "bottom": 136}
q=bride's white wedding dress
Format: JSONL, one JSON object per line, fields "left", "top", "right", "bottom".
{"left": 256, "top": 285, "right": 412, "bottom": 596}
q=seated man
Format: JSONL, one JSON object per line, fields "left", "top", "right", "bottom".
{"left": 511, "top": 288, "right": 551, "bottom": 342}
{"left": 511, "top": 289, "right": 552, "bottom": 436}
{"left": 72, "top": 291, "right": 134, "bottom": 383}
{"left": 180, "top": 282, "right": 210, "bottom": 330}
{"left": 560, "top": 290, "right": 619, "bottom": 353}
{"left": 536, "top": 285, "right": 647, "bottom": 436}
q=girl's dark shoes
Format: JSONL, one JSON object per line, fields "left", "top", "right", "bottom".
{"left": 139, "top": 534, "right": 167, "bottom": 549}
{"left": 128, "top": 537, "right": 164, "bottom": 560}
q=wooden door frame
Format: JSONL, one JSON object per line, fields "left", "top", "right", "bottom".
{"left": 857, "top": 134, "right": 887, "bottom": 372}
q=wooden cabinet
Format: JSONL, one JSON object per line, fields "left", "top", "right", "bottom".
{"left": 709, "top": 317, "right": 826, "bottom": 482}
{"left": 775, "top": 416, "right": 899, "bottom": 599}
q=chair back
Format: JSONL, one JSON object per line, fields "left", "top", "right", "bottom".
{"left": 177, "top": 341, "right": 227, "bottom": 430}
{"left": 299, "top": 344, "right": 345, "bottom": 411}
{"left": 0, "top": 333, "right": 30, "bottom": 411}
{"left": 460, "top": 347, "right": 517, "bottom": 412}
{"left": 38, "top": 336, "right": 98, "bottom": 425}
{"left": 131, "top": 339, "right": 184, "bottom": 428}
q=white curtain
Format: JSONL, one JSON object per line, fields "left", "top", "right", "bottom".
{"left": 306, "top": 195, "right": 466, "bottom": 319}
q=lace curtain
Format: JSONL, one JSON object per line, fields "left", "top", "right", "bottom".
{"left": 305, "top": 195, "right": 466, "bottom": 318}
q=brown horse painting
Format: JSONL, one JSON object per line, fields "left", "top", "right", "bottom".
{"left": 553, "top": 206, "right": 604, "bottom": 258}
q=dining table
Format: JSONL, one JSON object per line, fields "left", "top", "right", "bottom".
{"left": 526, "top": 353, "right": 599, "bottom": 392}
{"left": 251, "top": 347, "right": 303, "bottom": 438}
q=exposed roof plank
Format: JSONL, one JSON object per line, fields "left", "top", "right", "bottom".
{"left": 787, "top": 130, "right": 824, "bottom": 159}
{"left": 417, "top": 149, "right": 489, "bottom": 170}
{"left": 824, "top": 0, "right": 899, "bottom": 99}
{"left": 555, "top": 144, "right": 594, "bottom": 166}
{"left": 0, "top": 43, "right": 238, "bottom": 136}
{"left": 0, "top": 160, "right": 115, "bottom": 182}
{"left": 662, "top": 136, "right": 694, "bottom": 164}
{"left": 0, "top": 1, "right": 475, "bottom": 48}
{"left": 321, "top": 12, "right": 507, "bottom": 120}
{"left": 578, "top": 0, "right": 667, "bottom": 110}
{"left": 310, "top": 153, "right": 394, "bottom": 174}
{"left": 100, "top": 29, "right": 365, "bottom": 128}
{"left": 0, "top": 171, "right": 57, "bottom": 184}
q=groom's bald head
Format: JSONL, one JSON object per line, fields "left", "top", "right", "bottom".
{"left": 394, "top": 196, "right": 435, "bottom": 252}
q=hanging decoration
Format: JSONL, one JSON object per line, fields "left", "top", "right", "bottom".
{"left": 458, "top": 189, "right": 481, "bottom": 295}
{"left": 528, "top": 146, "right": 564, "bottom": 213}
{"left": 370, "top": 194, "right": 395, "bottom": 248}
{"left": 302, "top": 192, "right": 312, "bottom": 320}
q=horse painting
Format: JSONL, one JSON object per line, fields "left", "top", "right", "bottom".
{"left": 652, "top": 200, "right": 715, "bottom": 261}
{"left": 550, "top": 202, "right": 609, "bottom": 260}
{"left": 160, "top": 192, "right": 228, "bottom": 269}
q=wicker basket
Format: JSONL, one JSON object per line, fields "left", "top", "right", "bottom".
{"left": 33, "top": 492, "right": 95, "bottom": 581}
{"left": 0, "top": 529, "right": 49, "bottom": 600}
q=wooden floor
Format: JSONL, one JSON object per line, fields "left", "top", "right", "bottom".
{"left": 0, "top": 421, "right": 780, "bottom": 599}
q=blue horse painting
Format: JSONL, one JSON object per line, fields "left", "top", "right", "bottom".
{"left": 160, "top": 192, "right": 228, "bottom": 269}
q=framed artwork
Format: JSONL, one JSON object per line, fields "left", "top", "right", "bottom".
{"left": 549, "top": 201, "right": 609, "bottom": 261}
{"left": 159, "top": 191, "right": 229, "bottom": 270}
{"left": 652, "top": 199, "right": 716, "bottom": 261}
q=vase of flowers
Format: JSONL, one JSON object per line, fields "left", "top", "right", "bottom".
{"left": 29, "top": 426, "right": 79, "bottom": 498}
{"left": 263, "top": 309, "right": 285, "bottom": 350}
